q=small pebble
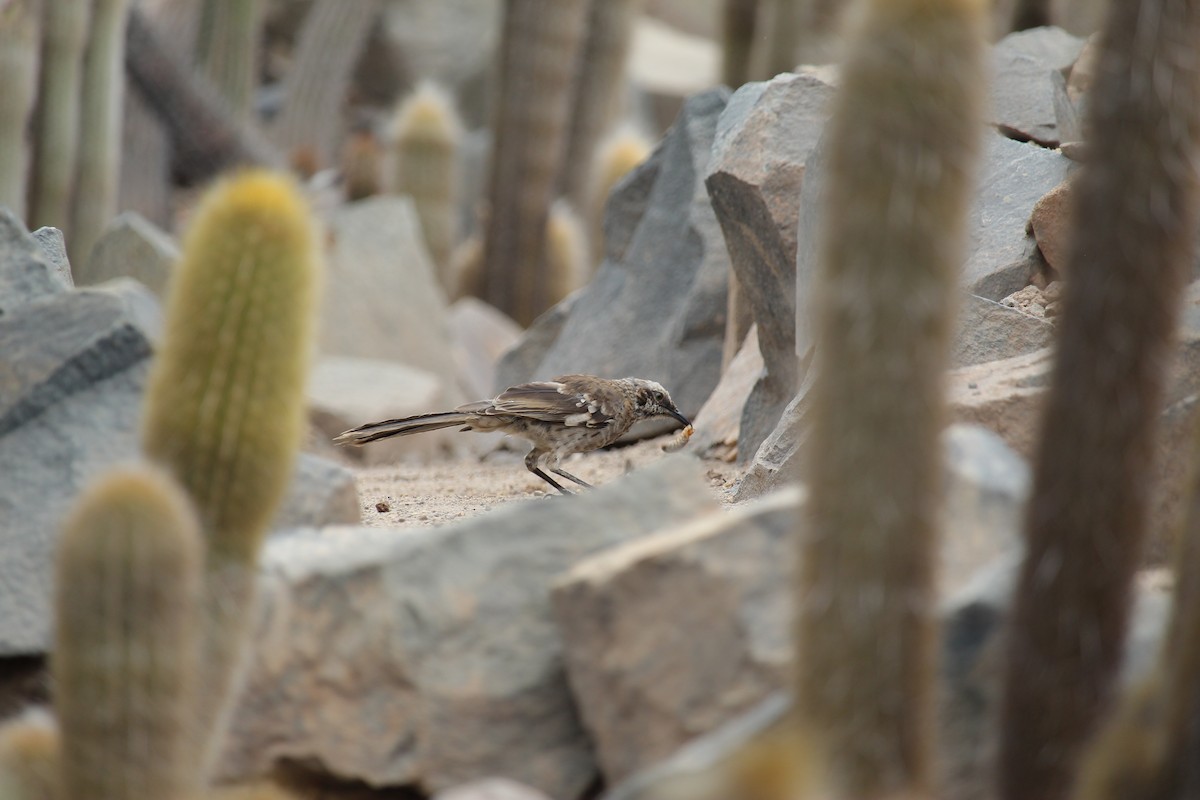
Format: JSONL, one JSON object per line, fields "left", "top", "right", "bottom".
{"left": 375, "top": 501, "right": 390, "bottom": 513}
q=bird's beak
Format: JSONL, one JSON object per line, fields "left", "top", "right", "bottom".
{"left": 667, "top": 409, "right": 691, "bottom": 428}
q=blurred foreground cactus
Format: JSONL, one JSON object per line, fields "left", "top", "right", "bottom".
{"left": 1074, "top": 426, "right": 1200, "bottom": 799}
{"left": 54, "top": 464, "right": 203, "bottom": 800}
{"left": 389, "top": 82, "right": 462, "bottom": 290}
{"left": 998, "top": 0, "right": 1200, "bottom": 795}
{"left": 795, "top": 0, "right": 984, "bottom": 798}
{"left": 140, "top": 169, "right": 321, "bottom": 777}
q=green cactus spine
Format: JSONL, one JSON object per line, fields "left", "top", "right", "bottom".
{"left": 558, "top": 0, "right": 641, "bottom": 215}
{"left": 389, "top": 81, "right": 462, "bottom": 291}
{"left": 195, "top": 0, "right": 263, "bottom": 121}
{"left": 998, "top": 0, "right": 1200, "bottom": 794}
{"left": 140, "top": 169, "right": 321, "bottom": 777}
{"left": 795, "top": 0, "right": 985, "bottom": 796}
{"left": 67, "top": 0, "right": 132, "bottom": 267}
{"left": 54, "top": 464, "right": 203, "bottom": 800}
{"left": 0, "top": 710, "right": 59, "bottom": 800}
{"left": 27, "top": 0, "right": 91, "bottom": 231}
{"left": 720, "top": 0, "right": 760, "bottom": 88}
{"left": 481, "top": 0, "right": 589, "bottom": 326}
{"left": 0, "top": 0, "right": 40, "bottom": 218}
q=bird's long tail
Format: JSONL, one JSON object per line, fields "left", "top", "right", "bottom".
{"left": 334, "top": 411, "right": 480, "bottom": 446}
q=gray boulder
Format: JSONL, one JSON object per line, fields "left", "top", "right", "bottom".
{"left": 320, "top": 196, "right": 463, "bottom": 404}
{"left": 555, "top": 424, "right": 1029, "bottom": 787}
{"left": 552, "top": 489, "right": 800, "bottom": 785}
{"left": 0, "top": 278, "right": 358, "bottom": 656}
{"left": 0, "top": 281, "right": 160, "bottom": 655}
{"left": 501, "top": 90, "right": 732, "bottom": 423}
{"left": 745, "top": 292, "right": 1052, "bottom": 500}
{"left": 494, "top": 293, "right": 579, "bottom": 394}
{"left": 448, "top": 297, "right": 522, "bottom": 400}
{"left": 798, "top": 130, "right": 1070, "bottom": 357}
{"left": 0, "top": 210, "right": 68, "bottom": 315}
{"left": 949, "top": 299, "right": 1200, "bottom": 560}
{"left": 602, "top": 566, "right": 1170, "bottom": 800}
{"left": 31, "top": 227, "right": 72, "bottom": 287}
{"left": 990, "top": 26, "right": 1087, "bottom": 147}
{"left": 77, "top": 212, "right": 180, "bottom": 297}
{"left": 688, "top": 325, "right": 764, "bottom": 462}
{"left": 307, "top": 355, "right": 451, "bottom": 465}
{"left": 964, "top": 134, "right": 1072, "bottom": 298}
{"left": 219, "top": 456, "right": 719, "bottom": 797}
{"left": 953, "top": 295, "right": 1054, "bottom": 368}
{"left": 706, "top": 73, "right": 835, "bottom": 461}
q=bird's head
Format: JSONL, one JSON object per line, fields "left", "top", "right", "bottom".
{"left": 627, "top": 379, "right": 690, "bottom": 427}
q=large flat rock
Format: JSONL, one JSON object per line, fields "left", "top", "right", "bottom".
{"left": 554, "top": 424, "right": 1029, "bottom": 785}
{"left": 706, "top": 73, "right": 835, "bottom": 460}
{"left": 219, "top": 456, "right": 720, "bottom": 797}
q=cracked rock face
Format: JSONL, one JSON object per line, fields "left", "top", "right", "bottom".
{"left": 219, "top": 457, "right": 718, "bottom": 798}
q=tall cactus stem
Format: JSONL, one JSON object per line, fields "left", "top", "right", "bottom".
{"left": 480, "top": 0, "right": 589, "bottom": 326}
{"left": 27, "top": 0, "right": 91, "bottom": 231}
{"left": 0, "top": 0, "right": 40, "bottom": 218}
{"left": 795, "top": 0, "right": 985, "bottom": 796}
{"left": 389, "top": 81, "right": 462, "bottom": 291}
{"left": 68, "top": 0, "right": 132, "bottom": 267}
{"left": 558, "top": 0, "right": 641, "bottom": 214}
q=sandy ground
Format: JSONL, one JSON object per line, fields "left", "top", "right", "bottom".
{"left": 345, "top": 434, "right": 743, "bottom": 529}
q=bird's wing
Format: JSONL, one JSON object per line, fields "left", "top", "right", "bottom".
{"left": 488, "top": 380, "right": 615, "bottom": 427}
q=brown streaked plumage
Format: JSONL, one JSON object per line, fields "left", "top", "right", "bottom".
{"left": 334, "top": 374, "right": 691, "bottom": 494}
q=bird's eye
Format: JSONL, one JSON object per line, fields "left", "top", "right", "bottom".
{"left": 653, "top": 391, "right": 664, "bottom": 403}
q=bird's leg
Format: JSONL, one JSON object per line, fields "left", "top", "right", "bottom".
{"left": 551, "top": 467, "right": 593, "bottom": 489}
{"left": 526, "top": 449, "right": 573, "bottom": 495}
{"left": 533, "top": 467, "right": 574, "bottom": 495}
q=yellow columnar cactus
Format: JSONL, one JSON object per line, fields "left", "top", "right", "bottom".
{"left": 140, "top": 169, "right": 321, "bottom": 777}
{"left": 389, "top": 81, "right": 462, "bottom": 290}
{"left": 54, "top": 465, "right": 203, "bottom": 800}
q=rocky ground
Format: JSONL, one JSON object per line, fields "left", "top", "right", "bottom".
{"left": 350, "top": 437, "right": 742, "bottom": 530}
